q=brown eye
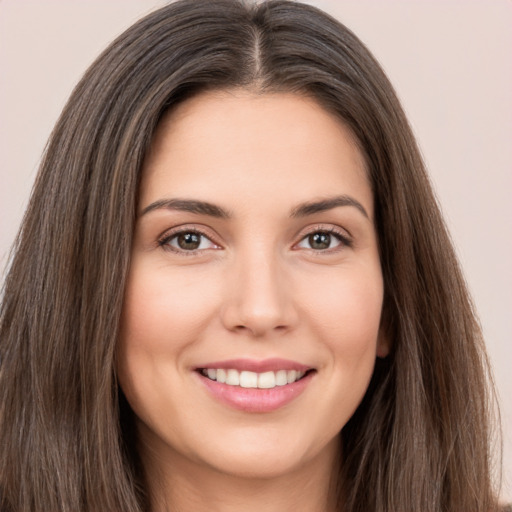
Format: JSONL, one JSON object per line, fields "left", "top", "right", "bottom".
{"left": 177, "top": 232, "right": 201, "bottom": 250}
{"left": 296, "top": 229, "right": 349, "bottom": 251}
{"left": 308, "top": 232, "right": 331, "bottom": 250}
{"left": 161, "top": 230, "right": 218, "bottom": 253}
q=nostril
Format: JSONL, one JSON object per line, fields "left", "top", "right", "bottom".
{"left": 232, "top": 323, "right": 289, "bottom": 337}
{"left": 220, "top": 291, "right": 299, "bottom": 337}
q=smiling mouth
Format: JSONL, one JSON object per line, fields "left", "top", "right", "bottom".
{"left": 198, "top": 368, "right": 314, "bottom": 389}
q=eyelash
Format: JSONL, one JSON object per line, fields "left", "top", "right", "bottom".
{"left": 157, "top": 226, "right": 218, "bottom": 256}
{"left": 157, "top": 225, "right": 353, "bottom": 255}
{"left": 297, "top": 226, "right": 353, "bottom": 252}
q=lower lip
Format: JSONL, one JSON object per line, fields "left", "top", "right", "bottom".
{"left": 197, "top": 371, "right": 314, "bottom": 413}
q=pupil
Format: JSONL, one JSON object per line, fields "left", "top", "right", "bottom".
{"left": 309, "top": 232, "right": 330, "bottom": 250}
{"left": 178, "top": 233, "right": 200, "bottom": 250}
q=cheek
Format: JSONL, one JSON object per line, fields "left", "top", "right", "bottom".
{"left": 116, "top": 263, "right": 221, "bottom": 410}
{"left": 304, "top": 267, "right": 383, "bottom": 338}
{"left": 284, "top": 264, "right": 384, "bottom": 449}
{"left": 298, "top": 263, "right": 384, "bottom": 378}
{"left": 120, "top": 262, "right": 220, "bottom": 350}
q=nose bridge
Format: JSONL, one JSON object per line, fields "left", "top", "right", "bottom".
{"left": 222, "top": 241, "right": 296, "bottom": 336}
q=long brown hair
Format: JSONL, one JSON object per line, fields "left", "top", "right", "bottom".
{"left": 0, "top": 1, "right": 501, "bottom": 510}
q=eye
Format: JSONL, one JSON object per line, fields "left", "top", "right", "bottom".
{"left": 296, "top": 229, "right": 351, "bottom": 251}
{"left": 159, "top": 229, "right": 219, "bottom": 253}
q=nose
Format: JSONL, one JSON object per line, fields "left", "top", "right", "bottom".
{"left": 220, "top": 249, "right": 298, "bottom": 338}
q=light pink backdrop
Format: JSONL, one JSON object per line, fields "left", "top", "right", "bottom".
{"left": 1, "top": 0, "right": 510, "bottom": 501}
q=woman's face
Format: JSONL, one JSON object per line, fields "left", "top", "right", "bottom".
{"left": 118, "top": 90, "right": 388, "bottom": 480}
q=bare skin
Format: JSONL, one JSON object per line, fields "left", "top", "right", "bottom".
{"left": 143, "top": 431, "right": 340, "bottom": 512}
{"left": 118, "top": 90, "right": 387, "bottom": 511}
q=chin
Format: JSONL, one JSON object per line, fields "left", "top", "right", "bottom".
{"left": 190, "top": 428, "right": 339, "bottom": 481}
{"left": 205, "top": 449, "right": 309, "bottom": 480}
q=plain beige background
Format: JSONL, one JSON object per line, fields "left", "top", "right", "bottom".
{"left": 0, "top": 0, "right": 510, "bottom": 501}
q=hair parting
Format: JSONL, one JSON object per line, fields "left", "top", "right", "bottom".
{"left": 0, "top": 1, "right": 502, "bottom": 511}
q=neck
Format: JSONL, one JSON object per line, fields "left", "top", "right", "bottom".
{"left": 140, "top": 435, "right": 342, "bottom": 512}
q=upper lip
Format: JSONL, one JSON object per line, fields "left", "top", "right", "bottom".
{"left": 195, "top": 358, "right": 313, "bottom": 373}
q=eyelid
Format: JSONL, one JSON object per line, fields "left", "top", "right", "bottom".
{"left": 156, "top": 223, "right": 352, "bottom": 255}
{"left": 292, "top": 224, "right": 353, "bottom": 251}
{"left": 157, "top": 224, "right": 222, "bottom": 254}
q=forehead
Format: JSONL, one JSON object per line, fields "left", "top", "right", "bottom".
{"left": 140, "top": 89, "right": 373, "bottom": 218}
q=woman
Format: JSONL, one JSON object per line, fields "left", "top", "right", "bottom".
{"left": 0, "top": 0, "right": 504, "bottom": 510}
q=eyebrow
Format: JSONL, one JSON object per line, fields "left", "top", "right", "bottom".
{"left": 140, "top": 194, "right": 369, "bottom": 220}
{"left": 290, "top": 195, "right": 369, "bottom": 219}
{"left": 140, "top": 198, "right": 231, "bottom": 218}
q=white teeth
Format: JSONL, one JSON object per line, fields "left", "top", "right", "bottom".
{"left": 239, "top": 371, "right": 258, "bottom": 388}
{"left": 258, "top": 371, "right": 275, "bottom": 389}
{"left": 226, "top": 369, "right": 240, "bottom": 386}
{"left": 286, "top": 370, "right": 297, "bottom": 384}
{"left": 201, "top": 368, "right": 308, "bottom": 388}
{"left": 275, "top": 370, "right": 288, "bottom": 386}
